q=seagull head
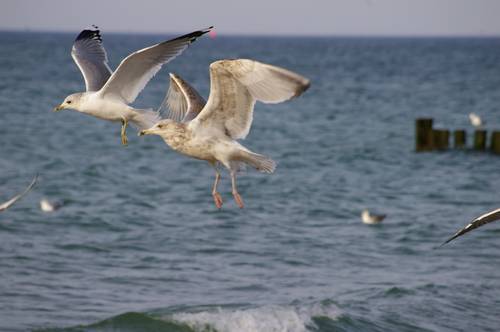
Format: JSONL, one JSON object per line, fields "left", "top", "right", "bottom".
{"left": 139, "top": 119, "right": 177, "bottom": 137}
{"left": 53, "top": 93, "right": 84, "bottom": 112}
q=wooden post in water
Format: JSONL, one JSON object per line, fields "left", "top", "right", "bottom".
{"left": 433, "top": 129, "right": 450, "bottom": 150}
{"left": 415, "top": 118, "right": 434, "bottom": 152}
{"left": 442, "top": 130, "right": 450, "bottom": 149}
{"left": 453, "top": 130, "right": 466, "bottom": 148}
{"left": 474, "top": 130, "right": 487, "bottom": 150}
{"left": 491, "top": 131, "right": 500, "bottom": 154}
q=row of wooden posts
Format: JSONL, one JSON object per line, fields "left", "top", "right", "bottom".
{"left": 416, "top": 118, "right": 500, "bottom": 153}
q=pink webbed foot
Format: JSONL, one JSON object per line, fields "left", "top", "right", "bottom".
{"left": 232, "top": 191, "right": 245, "bottom": 209}
{"left": 212, "top": 192, "right": 223, "bottom": 209}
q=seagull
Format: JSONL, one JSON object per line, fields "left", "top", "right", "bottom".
{"left": 0, "top": 175, "right": 38, "bottom": 212}
{"left": 441, "top": 207, "right": 500, "bottom": 246}
{"left": 469, "top": 113, "right": 483, "bottom": 128}
{"left": 54, "top": 26, "right": 212, "bottom": 145}
{"left": 40, "top": 198, "right": 63, "bottom": 212}
{"left": 361, "top": 209, "right": 386, "bottom": 225}
{"left": 140, "top": 59, "right": 310, "bottom": 208}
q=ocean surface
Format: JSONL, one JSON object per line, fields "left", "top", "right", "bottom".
{"left": 1, "top": 31, "right": 500, "bottom": 332}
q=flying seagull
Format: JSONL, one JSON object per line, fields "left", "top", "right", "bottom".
{"left": 441, "top": 207, "right": 500, "bottom": 246}
{"left": 54, "top": 26, "right": 212, "bottom": 145}
{"left": 140, "top": 59, "right": 310, "bottom": 208}
{"left": 0, "top": 175, "right": 38, "bottom": 212}
{"left": 469, "top": 113, "right": 483, "bottom": 128}
{"left": 361, "top": 209, "right": 386, "bottom": 225}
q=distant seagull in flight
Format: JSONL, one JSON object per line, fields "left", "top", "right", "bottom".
{"left": 140, "top": 59, "right": 310, "bottom": 208}
{"left": 0, "top": 175, "right": 38, "bottom": 212}
{"left": 54, "top": 25, "right": 213, "bottom": 145}
{"left": 441, "top": 207, "right": 500, "bottom": 246}
{"left": 361, "top": 209, "right": 386, "bottom": 225}
{"left": 469, "top": 113, "right": 483, "bottom": 128}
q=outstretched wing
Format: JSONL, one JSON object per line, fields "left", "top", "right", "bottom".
{"left": 441, "top": 207, "right": 500, "bottom": 245}
{"left": 189, "top": 59, "right": 310, "bottom": 140}
{"left": 159, "top": 73, "right": 206, "bottom": 122}
{"left": 71, "top": 27, "right": 112, "bottom": 91}
{"left": 99, "top": 27, "right": 212, "bottom": 104}
{"left": 0, "top": 175, "right": 38, "bottom": 212}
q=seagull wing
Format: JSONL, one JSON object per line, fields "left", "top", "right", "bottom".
{"left": 441, "top": 207, "right": 500, "bottom": 245}
{"left": 189, "top": 59, "right": 310, "bottom": 139}
{"left": 71, "top": 28, "right": 112, "bottom": 91}
{"left": 0, "top": 175, "right": 38, "bottom": 212}
{"left": 99, "top": 27, "right": 212, "bottom": 104}
{"left": 159, "top": 73, "right": 206, "bottom": 122}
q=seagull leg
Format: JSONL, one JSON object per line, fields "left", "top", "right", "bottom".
{"left": 231, "top": 171, "right": 244, "bottom": 209}
{"left": 121, "top": 118, "right": 128, "bottom": 146}
{"left": 212, "top": 170, "right": 223, "bottom": 209}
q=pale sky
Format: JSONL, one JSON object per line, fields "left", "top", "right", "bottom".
{"left": 1, "top": 0, "right": 500, "bottom": 36}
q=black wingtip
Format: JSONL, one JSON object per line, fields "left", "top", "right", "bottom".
{"left": 171, "top": 26, "right": 214, "bottom": 43}
{"left": 437, "top": 239, "right": 451, "bottom": 248}
{"left": 295, "top": 80, "right": 311, "bottom": 97}
{"left": 438, "top": 232, "right": 463, "bottom": 248}
{"left": 75, "top": 27, "right": 103, "bottom": 42}
{"left": 203, "top": 26, "right": 214, "bottom": 33}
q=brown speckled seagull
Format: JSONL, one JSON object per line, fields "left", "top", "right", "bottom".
{"left": 140, "top": 59, "right": 310, "bottom": 208}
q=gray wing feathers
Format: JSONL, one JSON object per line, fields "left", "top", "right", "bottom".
{"left": 441, "top": 208, "right": 500, "bottom": 245}
{"left": 71, "top": 29, "right": 112, "bottom": 91}
{"left": 161, "top": 73, "right": 206, "bottom": 122}
{"left": 192, "top": 59, "right": 310, "bottom": 140}
{"left": 100, "top": 28, "right": 212, "bottom": 104}
{"left": 163, "top": 75, "right": 188, "bottom": 122}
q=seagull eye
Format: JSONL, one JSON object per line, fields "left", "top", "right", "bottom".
{"left": 157, "top": 124, "right": 164, "bottom": 129}
{"left": 67, "top": 101, "right": 72, "bottom": 104}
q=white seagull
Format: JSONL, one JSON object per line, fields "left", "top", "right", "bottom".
{"left": 0, "top": 175, "right": 38, "bottom": 212}
{"left": 54, "top": 26, "right": 212, "bottom": 145}
{"left": 40, "top": 198, "right": 63, "bottom": 212}
{"left": 140, "top": 59, "right": 310, "bottom": 208}
{"left": 441, "top": 207, "right": 500, "bottom": 245}
{"left": 361, "top": 209, "right": 386, "bottom": 225}
{"left": 469, "top": 113, "right": 483, "bottom": 128}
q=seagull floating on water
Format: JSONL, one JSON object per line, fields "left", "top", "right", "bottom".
{"left": 361, "top": 209, "right": 386, "bottom": 225}
{"left": 140, "top": 59, "right": 310, "bottom": 208}
{"left": 54, "top": 26, "right": 212, "bottom": 145}
{"left": 469, "top": 113, "right": 483, "bottom": 128}
{"left": 0, "top": 175, "right": 38, "bottom": 212}
{"left": 40, "top": 198, "right": 63, "bottom": 212}
{"left": 441, "top": 207, "right": 500, "bottom": 246}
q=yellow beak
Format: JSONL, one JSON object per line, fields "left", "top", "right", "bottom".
{"left": 138, "top": 129, "right": 149, "bottom": 136}
{"left": 53, "top": 105, "right": 64, "bottom": 112}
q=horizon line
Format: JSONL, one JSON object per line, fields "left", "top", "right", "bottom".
{"left": 1, "top": 28, "right": 500, "bottom": 39}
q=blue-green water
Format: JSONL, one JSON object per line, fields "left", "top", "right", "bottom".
{"left": 1, "top": 32, "right": 500, "bottom": 332}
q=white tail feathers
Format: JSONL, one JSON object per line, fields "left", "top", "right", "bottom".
{"left": 131, "top": 108, "right": 162, "bottom": 130}
{"left": 240, "top": 151, "right": 276, "bottom": 173}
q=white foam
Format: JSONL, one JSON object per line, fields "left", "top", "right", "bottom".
{"left": 169, "top": 302, "right": 339, "bottom": 332}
